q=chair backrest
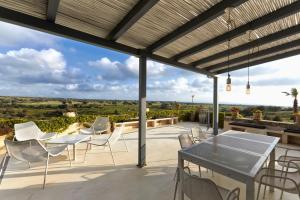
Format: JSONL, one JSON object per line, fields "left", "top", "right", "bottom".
{"left": 93, "top": 117, "right": 109, "bottom": 132}
{"left": 108, "top": 126, "right": 123, "bottom": 145}
{"left": 14, "top": 121, "right": 43, "bottom": 141}
{"left": 191, "top": 127, "right": 206, "bottom": 140}
{"left": 178, "top": 134, "right": 194, "bottom": 149}
{"left": 4, "top": 139, "right": 48, "bottom": 162}
{"left": 183, "top": 171, "right": 224, "bottom": 200}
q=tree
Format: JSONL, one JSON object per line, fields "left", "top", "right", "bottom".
{"left": 282, "top": 88, "right": 298, "bottom": 113}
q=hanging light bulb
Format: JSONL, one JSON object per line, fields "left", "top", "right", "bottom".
{"left": 246, "top": 30, "right": 252, "bottom": 95}
{"left": 226, "top": 73, "right": 231, "bottom": 91}
{"left": 225, "top": 8, "right": 234, "bottom": 92}
{"left": 246, "top": 81, "right": 250, "bottom": 94}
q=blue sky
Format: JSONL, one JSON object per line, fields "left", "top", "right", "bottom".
{"left": 0, "top": 21, "right": 299, "bottom": 107}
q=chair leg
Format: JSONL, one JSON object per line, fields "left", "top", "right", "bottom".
{"left": 67, "top": 146, "right": 72, "bottom": 167}
{"left": 198, "top": 165, "right": 202, "bottom": 177}
{"left": 121, "top": 134, "right": 128, "bottom": 152}
{"left": 84, "top": 142, "right": 89, "bottom": 163}
{"left": 280, "top": 190, "right": 284, "bottom": 200}
{"left": 43, "top": 155, "right": 49, "bottom": 189}
{"left": 108, "top": 142, "right": 115, "bottom": 166}
{"left": 256, "top": 182, "right": 262, "bottom": 200}
{"left": 263, "top": 185, "right": 267, "bottom": 199}
{"left": 0, "top": 153, "right": 9, "bottom": 184}
{"left": 173, "top": 174, "right": 179, "bottom": 200}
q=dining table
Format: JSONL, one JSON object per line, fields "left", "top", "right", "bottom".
{"left": 178, "top": 130, "right": 280, "bottom": 200}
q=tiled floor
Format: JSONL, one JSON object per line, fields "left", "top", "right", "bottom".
{"left": 0, "top": 122, "right": 299, "bottom": 200}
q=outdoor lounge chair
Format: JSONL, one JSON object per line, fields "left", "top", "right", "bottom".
{"left": 14, "top": 121, "right": 56, "bottom": 141}
{"left": 175, "top": 170, "right": 240, "bottom": 200}
{"left": 178, "top": 134, "right": 202, "bottom": 177}
{"left": 190, "top": 127, "right": 212, "bottom": 143}
{"left": 83, "top": 125, "right": 127, "bottom": 166}
{"left": 0, "top": 139, "right": 70, "bottom": 189}
{"left": 80, "top": 117, "right": 109, "bottom": 135}
{"left": 255, "top": 159, "right": 300, "bottom": 200}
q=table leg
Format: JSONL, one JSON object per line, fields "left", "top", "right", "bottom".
{"left": 73, "top": 144, "right": 76, "bottom": 160}
{"left": 246, "top": 179, "right": 255, "bottom": 200}
{"left": 178, "top": 153, "right": 184, "bottom": 200}
{"left": 269, "top": 148, "right": 275, "bottom": 192}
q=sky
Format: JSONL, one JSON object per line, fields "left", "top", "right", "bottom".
{"left": 0, "top": 21, "right": 299, "bottom": 107}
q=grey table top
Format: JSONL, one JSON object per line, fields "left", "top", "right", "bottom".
{"left": 179, "top": 130, "right": 280, "bottom": 178}
{"left": 45, "top": 134, "right": 90, "bottom": 145}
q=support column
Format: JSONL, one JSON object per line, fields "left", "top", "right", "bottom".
{"left": 213, "top": 77, "right": 219, "bottom": 135}
{"left": 138, "top": 55, "right": 147, "bottom": 167}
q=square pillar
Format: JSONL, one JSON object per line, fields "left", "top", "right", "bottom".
{"left": 213, "top": 77, "right": 219, "bottom": 135}
{"left": 138, "top": 55, "right": 147, "bottom": 167}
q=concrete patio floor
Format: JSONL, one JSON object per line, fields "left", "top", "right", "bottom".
{"left": 0, "top": 122, "right": 299, "bottom": 200}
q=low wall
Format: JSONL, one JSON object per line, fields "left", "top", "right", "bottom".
{"left": 224, "top": 118, "right": 300, "bottom": 145}
{"left": 114, "top": 117, "right": 179, "bottom": 133}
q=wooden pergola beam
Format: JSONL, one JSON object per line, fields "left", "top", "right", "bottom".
{"left": 106, "top": 0, "right": 159, "bottom": 41}
{"left": 173, "top": 1, "right": 300, "bottom": 61}
{"left": 192, "top": 24, "right": 300, "bottom": 67}
{"left": 215, "top": 48, "right": 300, "bottom": 74}
{"left": 147, "top": 0, "right": 247, "bottom": 52}
{"left": 205, "top": 39, "right": 300, "bottom": 72}
{"left": 46, "top": 0, "right": 60, "bottom": 22}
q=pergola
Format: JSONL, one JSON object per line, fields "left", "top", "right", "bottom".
{"left": 0, "top": 0, "right": 299, "bottom": 167}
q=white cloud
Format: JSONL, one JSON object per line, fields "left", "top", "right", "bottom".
{"left": 0, "top": 22, "right": 59, "bottom": 48}
{"left": 88, "top": 56, "right": 167, "bottom": 80}
{"left": 0, "top": 48, "right": 84, "bottom": 86}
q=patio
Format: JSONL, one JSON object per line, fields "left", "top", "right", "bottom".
{"left": 0, "top": 0, "right": 300, "bottom": 199}
{"left": 0, "top": 122, "right": 298, "bottom": 200}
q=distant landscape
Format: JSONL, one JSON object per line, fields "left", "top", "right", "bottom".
{"left": 0, "top": 96, "right": 293, "bottom": 122}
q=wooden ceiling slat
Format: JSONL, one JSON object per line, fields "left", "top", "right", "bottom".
{"left": 146, "top": 0, "right": 247, "bottom": 52}
{"left": 174, "top": 0, "right": 300, "bottom": 62}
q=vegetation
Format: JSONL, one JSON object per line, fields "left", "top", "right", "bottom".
{"left": 0, "top": 96, "right": 296, "bottom": 135}
{"left": 282, "top": 88, "right": 298, "bottom": 114}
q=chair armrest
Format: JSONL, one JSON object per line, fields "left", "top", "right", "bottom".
{"left": 225, "top": 187, "right": 240, "bottom": 200}
{"left": 277, "top": 145, "right": 300, "bottom": 154}
{"left": 259, "top": 174, "right": 299, "bottom": 190}
{"left": 269, "top": 159, "right": 300, "bottom": 171}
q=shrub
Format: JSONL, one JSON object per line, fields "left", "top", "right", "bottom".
{"left": 209, "top": 112, "right": 225, "bottom": 129}
{"left": 273, "top": 115, "right": 282, "bottom": 122}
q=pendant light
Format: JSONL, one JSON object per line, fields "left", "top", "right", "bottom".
{"left": 246, "top": 31, "right": 251, "bottom": 95}
{"left": 225, "top": 8, "right": 234, "bottom": 92}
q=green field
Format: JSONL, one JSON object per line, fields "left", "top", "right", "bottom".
{"left": 0, "top": 96, "right": 294, "bottom": 122}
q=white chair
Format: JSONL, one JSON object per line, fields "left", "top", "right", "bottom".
{"left": 180, "top": 171, "right": 240, "bottom": 200}
{"left": 83, "top": 126, "right": 127, "bottom": 166}
{"left": 256, "top": 159, "right": 300, "bottom": 200}
{"left": 191, "top": 127, "right": 212, "bottom": 143}
{"left": 14, "top": 121, "right": 56, "bottom": 141}
{"left": 80, "top": 117, "right": 109, "bottom": 135}
{"left": 1, "top": 139, "right": 70, "bottom": 189}
{"left": 178, "top": 134, "right": 202, "bottom": 177}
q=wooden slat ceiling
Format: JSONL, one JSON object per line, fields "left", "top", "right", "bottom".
{"left": 0, "top": 0, "right": 299, "bottom": 75}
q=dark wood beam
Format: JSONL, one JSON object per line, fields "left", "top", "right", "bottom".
{"left": 215, "top": 48, "right": 300, "bottom": 74}
{"left": 147, "top": 0, "right": 247, "bottom": 52}
{"left": 47, "top": 0, "right": 60, "bottom": 22}
{"left": 192, "top": 24, "right": 300, "bottom": 67}
{"left": 106, "top": 0, "right": 159, "bottom": 41}
{"left": 0, "top": 6, "right": 214, "bottom": 77}
{"left": 205, "top": 39, "right": 300, "bottom": 71}
{"left": 173, "top": 1, "right": 300, "bottom": 61}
